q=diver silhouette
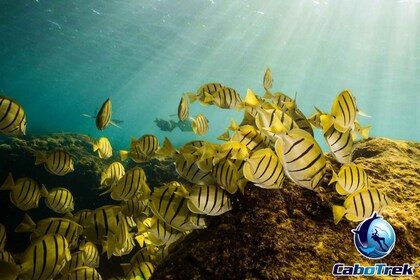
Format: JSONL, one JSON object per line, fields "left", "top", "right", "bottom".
{"left": 371, "top": 229, "right": 389, "bottom": 252}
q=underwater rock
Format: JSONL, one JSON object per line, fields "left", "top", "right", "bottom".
{"left": 151, "top": 138, "right": 420, "bottom": 279}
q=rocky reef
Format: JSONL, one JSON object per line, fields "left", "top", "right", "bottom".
{"left": 151, "top": 137, "right": 420, "bottom": 279}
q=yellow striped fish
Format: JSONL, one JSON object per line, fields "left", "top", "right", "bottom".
{"left": 79, "top": 241, "right": 100, "bottom": 268}
{"left": 0, "top": 96, "right": 27, "bottom": 136}
{"left": 275, "top": 129, "right": 326, "bottom": 190}
{"left": 15, "top": 213, "right": 83, "bottom": 249}
{"left": 125, "top": 249, "right": 155, "bottom": 272}
{"left": 188, "top": 82, "right": 224, "bottom": 105}
{"left": 83, "top": 98, "right": 121, "bottom": 130}
{"left": 61, "top": 251, "right": 85, "bottom": 275}
{"left": 83, "top": 205, "right": 120, "bottom": 245}
{"left": 333, "top": 188, "right": 390, "bottom": 224}
{"left": 41, "top": 186, "right": 74, "bottom": 214}
{"left": 61, "top": 266, "right": 102, "bottom": 280}
{"left": 230, "top": 121, "right": 267, "bottom": 153}
{"left": 124, "top": 261, "right": 155, "bottom": 280}
{"left": 0, "top": 223, "right": 6, "bottom": 252}
{"left": 322, "top": 124, "right": 353, "bottom": 164}
{"left": 135, "top": 134, "right": 160, "bottom": 157}
{"left": 121, "top": 197, "right": 148, "bottom": 217}
{"left": 0, "top": 234, "right": 71, "bottom": 280}
{"left": 212, "top": 141, "right": 249, "bottom": 165}
{"left": 0, "top": 250, "right": 14, "bottom": 263}
{"left": 191, "top": 113, "right": 209, "bottom": 137}
{"left": 106, "top": 213, "right": 135, "bottom": 258}
{"left": 147, "top": 216, "right": 184, "bottom": 246}
{"left": 324, "top": 89, "right": 359, "bottom": 133}
{"left": 178, "top": 94, "right": 189, "bottom": 122}
{"left": 149, "top": 182, "right": 207, "bottom": 231}
{"left": 243, "top": 148, "right": 285, "bottom": 189}
{"left": 93, "top": 137, "right": 113, "bottom": 159}
{"left": 206, "top": 87, "right": 243, "bottom": 110}
{"left": 70, "top": 209, "right": 92, "bottom": 227}
{"left": 187, "top": 185, "right": 232, "bottom": 216}
{"left": 212, "top": 159, "right": 246, "bottom": 194}
{"left": 100, "top": 162, "right": 125, "bottom": 187}
{"left": 263, "top": 67, "right": 273, "bottom": 90}
{"left": 175, "top": 153, "right": 217, "bottom": 185}
{"left": 0, "top": 173, "right": 41, "bottom": 211}
{"left": 35, "top": 149, "right": 74, "bottom": 176}
{"left": 106, "top": 167, "right": 150, "bottom": 201}
{"left": 330, "top": 163, "right": 369, "bottom": 195}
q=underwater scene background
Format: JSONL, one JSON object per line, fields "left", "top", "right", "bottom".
{"left": 0, "top": 0, "right": 419, "bottom": 279}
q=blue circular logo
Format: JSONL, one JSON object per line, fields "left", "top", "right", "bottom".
{"left": 352, "top": 212, "right": 395, "bottom": 259}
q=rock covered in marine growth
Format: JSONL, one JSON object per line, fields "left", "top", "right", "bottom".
{"left": 151, "top": 138, "right": 420, "bottom": 279}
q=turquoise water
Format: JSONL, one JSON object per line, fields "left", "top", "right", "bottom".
{"left": 1, "top": 0, "right": 419, "bottom": 150}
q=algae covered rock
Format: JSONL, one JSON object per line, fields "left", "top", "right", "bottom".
{"left": 151, "top": 137, "right": 420, "bottom": 279}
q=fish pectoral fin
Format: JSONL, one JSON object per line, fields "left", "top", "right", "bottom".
{"left": 109, "top": 120, "right": 122, "bottom": 128}
{"left": 82, "top": 113, "right": 96, "bottom": 119}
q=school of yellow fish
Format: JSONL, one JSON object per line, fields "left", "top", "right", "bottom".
{"left": 0, "top": 69, "right": 390, "bottom": 280}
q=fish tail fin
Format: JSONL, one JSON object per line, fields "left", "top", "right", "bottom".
{"left": 120, "top": 263, "right": 132, "bottom": 276}
{"left": 15, "top": 213, "right": 36, "bottom": 233}
{"left": 227, "top": 119, "right": 239, "bottom": 131}
{"left": 187, "top": 92, "right": 197, "bottom": 104}
{"left": 40, "top": 184, "right": 49, "bottom": 197}
{"left": 105, "top": 233, "right": 115, "bottom": 259}
{"left": 155, "top": 137, "right": 178, "bottom": 157}
{"left": 191, "top": 118, "right": 197, "bottom": 134}
{"left": 332, "top": 205, "right": 346, "bottom": 225}
{"left": 120, "top": 150, "right": 130, "bottom": 162}
{"left": 0, "top": 261, "right": 22, "bottom": 280}
{"left": 360, "top": 125, "right": 371, "bottom": 139}
{"left": 329, "top": 170, "right": 338, "bottom": 185}
{"left": 244, "top": 89, "right": 260, "bottom": 107}
{"left": 217, "top": 131, "right": 230, "bottom": 141}
{"left": 0, "top": 173, "right": 15, "bottom": 191}
{"left": 319, "top": 114, "right": 334, "bottom": 133}
{"left": 100, "top": 172, "right": 108, "bottom": 185}
{"left": 238, "top": 178, "right": 248, "bottom": 195}
{"left": 263, "top": 89, "right": 273, "bottom": 99}
{"left": 93, "top": 139, "right": 99, "bottom": 152}
{"left": 34, "top": 151, "right": 47, "bottom": 165}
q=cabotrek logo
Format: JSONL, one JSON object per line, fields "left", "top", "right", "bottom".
{"left": 332, "top": 212, "right": 416, "bottom": 277}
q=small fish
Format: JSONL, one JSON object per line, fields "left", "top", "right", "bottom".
{"left": 83, "top": 205, "right": 121, "bottom": 245}
{"left": 0, "top": 234, "right": 71, "bottom": 280}
{"left": 321, "top": 123, "right": 353, "bottom": 164}
{"left": 322, "top": 90, "right": 358, "bottom": 133}
{"left": 0, "top": 96, "right": 27, "bottom": 136}
{"left": 178, "top": 94, "right": 189, "bottom": 122}
{"left": 229, "top": 120, "right": 267, "bottom": 153}
{"left": 333, "top": 188, "right": 390, "bottom": 224}
{"left": 282, "top": 95, "right": 314, "bottom": 136}
{"left": 121, "top": 197, "right": 148, "bottom": 217}
{"left": 15, "top": 213, "right": 83, "bottom": 249}
{"left": 105, "top": 213, "right": 135, "bottom": 259}
{"left": 274, "top": 128, "right": 326, "bottom": 190}
{"left": 61, "top": 266, "right": 103, "bottom": 280}
{"left": 149, "top": 181, "right": 207, "bottom": 231}
{"left": 147, "top": 216, "right": 184, "bottom": 246}
{"left": 175, "top": 153, "right": 217, "bottom": 185}
{"left": 0, "top": 173, "right": 41, "bottom": 211}
{"left": 103, "top": 167, "right": 150, "bottom": 201}
{"left": 204, "top": 87, "right": 243, "bottom": 110}
{"left": 120, "top": 135, "right": 159, "bottom": 163}
{"left": 35, "top": 149, "right": 74, "bottom": 176}
{"left": 41, "top": 185, "right": 74, "bottom": 214}
{"left": 191, "top": 113, "right": 209, "bottom": 137}
{"left": 330, "top": 163, "right": 369, "bottom": 195}
{"left": 243, "top": 148, "right": 285, "bottom": 189}
{"left": 83, "top": 98, "right": 121, "bottom": 130}
{"left": 78, "top": 241, "right": 100, "bottom": 268}
{"left": 188, "top": 82, "right": 224, "bottom": 105}
{"left": 263, "top": 67, "right": 273, "bottom": 90}
{"left": 0, "top": 223, "right": 6, "bottom": 251}
{"left": 100, "top": 162, "right": 125, "bottom": 187}
{"left": 212, "top": 159, "right": 247, "bottom": 194}
{"left": 187, "top": 185, "right": 232, "bottom": 216}
{"left": 93, "top": 137, "right": 113, "bottom": 159}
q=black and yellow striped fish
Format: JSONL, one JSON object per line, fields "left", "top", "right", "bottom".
{"left": 15, "top": 214, "right": 83, "bottom": 249}
{"left": 0, "top": 96, "right": 27, "bottom": 136}
{"left": 0, "top": 173, "right": 41, "bottom": 211}
{"left": 61, "top": 251, "right": 85, "bottom": 275}
{"left": 93, "top": 137, "right": 113, "bottom": 159}
{"left": 106, "top": 213, "right": 135, "bottom": 258}
{"left": 100, "top": 162, "right": 125, "bottom": 187}
{"left": 188, "top": 82, "right": 224, "bottom": 105}
{"left": 230, "top": 122, "right": 267, "bottom": 153}
{"left": 83, "top": 205, "right": 120, "bottom": 245}
{"left": 330, "top": 163, "right": 369, "bottom": 195}
{"left": 79, "top": 241, "right": 100, "bottom": 268}
{"left": 191, "top": 113, "right": 209, "bottom": 137}
{"left": 322, "top": 124, "right": 353, "bottom": 164}
{"left": 61, "top": 266, "right": 103, "bottom": 280}
{"left": 41, "top": 186, "right": 74, "bottom": 214}
{"left": 126, "top": 248, "right": 155, "bottom": 270}
{"left": 263, "top": 67, "right": 273, "bottom": 90}
{"left": 275, "top": 129, "right": 326, "bottom": 190}
{"left": 0, "top": 223, "right": 6, "bottom": 252}
{"left": 106, "top": 167, "right": 150, "bottom": 201}
{"left": 187, "top": 185, "right": 232, "bottom": 216}
{"left": 0, "top": 234, "right": 71, "bottom": 280}
{"left": 333, "top": 188, "right": 390, "bottom": 224}
{"left": 175, "top": 153, "right": 217, "bottom": 185}
{"left": 70, "top": 209, "right": 92, "bottom": 227}
{"left": 121, "top": 197, "right": 148, "bottom": 217}
{"left": 243, "top": 148, "right": 285, "bottom": 189}
{"left": 135, "top": 134, "right": 160, "bottom": 157}
{"left": 82, "top": 98, "right": 121, "bottom": 131}
{"left": 324, "top": 89, "right": 358, "bottom": 133}
{"left": 212, "top": 159, "right": 246, "bottom": 194}
{"left": 178, "top": 94, "right": 189, "bottom": 122}
{"left": 149, "top": 182, "right": 207, "bottom": 231}
{"left": 207, "top": 87, "right": 243, "bottom": 110}
{"left": 35, "top": 149, "right": 74, "bottom": 176}
{"left": 147, "top": 216, "right": 184, "bottom": 246}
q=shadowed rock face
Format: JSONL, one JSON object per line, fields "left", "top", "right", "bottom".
{"left": 151, "top": 138, "right": 420, "bottom": 279}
